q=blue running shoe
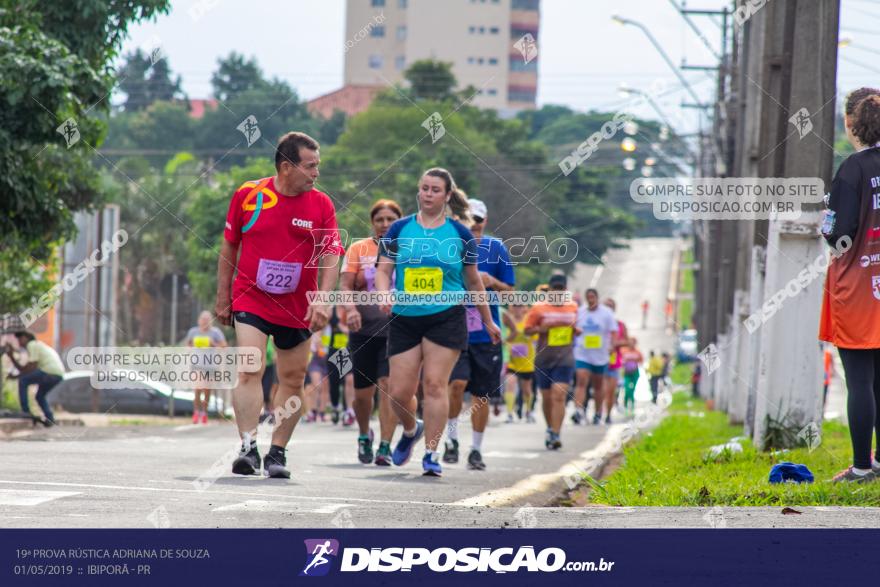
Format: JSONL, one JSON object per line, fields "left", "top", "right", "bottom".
{"left": 392, "top": 419, "right": 424, "bottom": 466}
{"left": 422, "top": 452, "right": 442, "bottom": 477}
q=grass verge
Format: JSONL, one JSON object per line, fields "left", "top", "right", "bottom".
{"left": 585, "top": 393, "right": 878, "bottom": 506}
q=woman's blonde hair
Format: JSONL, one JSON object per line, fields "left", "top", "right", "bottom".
{"left": 423, "top": 167, "right": 471, "bottom": 225}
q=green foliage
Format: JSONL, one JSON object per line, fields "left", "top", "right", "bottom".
{"left": 211, "top": 52, "right": 268, "bottom": 102}
{"left": 588, "top": 395, "right": 875, "bottom": 506}
{"left": 117, "top": 48, "right": 185, "bottom": 111}
{"left": 404, "top": 60, "right": 457, "bottom": 101}
{"left": 0, "top": 0, "right": 169, "bottom": 313}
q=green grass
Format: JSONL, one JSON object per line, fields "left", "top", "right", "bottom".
{"left": 586, "top": 394, "right": 879, "bottom": 506}
{"left": 681, "top": 247, "right": 694, "bottom": 266}
{"left": 677, "top": 298, "right": 693, "bottom": 330}
{"left": 670, "top": 361, "right": 692, "bottom": 386}
{"left": 680, "top": 266, "right": 694, "bottom": 295}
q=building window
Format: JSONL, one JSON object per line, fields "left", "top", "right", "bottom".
{"left": 487, "top": 89, "right": 498, "bottom": 96}
{"left": 512, "top": 0, "right": 539, "bottom": 9}
{"left": 397, "top": 25, "right": 406, "bottom": 40}
{"left": 469, "top": 25, "right": 476, "bottom": 33}
{"left": 371, "top": 0, "right": 385, "bottom": 6}
{"left": 478, "top": 57, "right": 484, "bottom": 64}
{"left": 479, "top": 26, "right": 486, "bottom": 33}
{"left": 398, "top": 0, "right": 407, "bottom": 7}
{"left": 467, "top": 57, "right": 475, "bottom": 64}
{"left": 508, "top": 87, "right": 536, "bottom": 102}
{"left": 490, "top": 26, "right": 499, "bottom": 34}
{"left": 489, "top": 57, "right": 498, "bottom": 65}
{"left": 395, "top": 55, "right": 406, "bottom": 70}
{"left": 371, "top": 25, "right": 385, "bottom": 37}
{"left": 369, "top": 54, "right": 383, "bottom": 69}
{"left": 509, "top": 57, "right": 538, "bottom": 71}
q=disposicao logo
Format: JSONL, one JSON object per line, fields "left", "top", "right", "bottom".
{"left": 300, "top": 539, "right": 339, "bottom": 577}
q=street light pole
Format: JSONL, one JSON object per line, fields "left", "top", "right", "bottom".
{"left": 612, "top": 15, "right": 703, "bottom": 106}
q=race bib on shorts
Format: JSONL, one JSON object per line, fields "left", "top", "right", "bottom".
{"left": 466, "top": 307, "right": 483, "bottom": 332}
{"left": 256, "top": 259, "right": 302, "bottom": 295}
{"left": 332, "top": 333, "right": 349, "bottom": 349}
{"left": 510, "top": 343, "right": 529, "bottom": 358}
{"left": 192, "top": 335, "right": 211, "bottom": 349}
{"left": 583, "top": 334, "right": 602, "bottom": 349}
{"left": 548, "top": 326, "right": 573, "bottom": 347}
{"left": 404, "top": 266, "right": 442, "bottom": 293}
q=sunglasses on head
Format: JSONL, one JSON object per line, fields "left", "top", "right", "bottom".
{"left": 472, "top": 216, "right": 485, "bottom": 224}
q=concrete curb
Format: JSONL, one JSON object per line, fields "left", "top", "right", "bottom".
{"left": 454, "top": 404, "right": 669, "bottom": 509}
{"left": 0, "top": 416, "right": 84, "bottom": 437}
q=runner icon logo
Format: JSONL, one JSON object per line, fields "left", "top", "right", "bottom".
{"left": 873, "top": 276, "right": 880, "bottom": 301}
{"left": 300, "top": 539, "right": 340, "bottom": 577}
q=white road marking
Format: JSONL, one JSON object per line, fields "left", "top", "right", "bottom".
{"left": 589, "top": 265, "right": 604, "bottom": 288}
{"left": 0, "top": 489, "right": 80, "bottom": 506}
{"left": 213, "top": 501, "right": 351, "bottom": 514}
{"left": 481, "top": 451, "right": 540, "bottom": 459}
{"left": 0, "top": 480, "right": 443, "bottom": 507}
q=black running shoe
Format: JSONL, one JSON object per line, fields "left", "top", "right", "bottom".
{"left": 263, "top": 448, "right": 291, "bottom": 479}
{"left": 467, "top": 449, "right": 486, "bottom": 471}
{"left": 232, "top": 444, "right": 261, "bottom": 476}
{"left": 442, "top": 438, "right": 459, "bottom": 464}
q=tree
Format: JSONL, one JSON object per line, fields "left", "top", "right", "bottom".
{"left": 211, "top": 52, "right": 267, "bottom": 102}
{"left": 404, "top": 60, "right": 456, "bottom": 101}
{"left": 116, "top": 49, "right": 153, "bottom": 111}
{"left": 0, "top": 0, "right": 169, "bottom": 314}
{"left": 117, "top": 49, "right": 185, "bottom": 111}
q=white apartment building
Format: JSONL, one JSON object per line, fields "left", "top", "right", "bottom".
{"left": 344, "top": 0, "right": 539, "bottom": 114}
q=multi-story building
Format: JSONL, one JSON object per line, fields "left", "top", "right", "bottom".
{"left": 343, "top": 0, "right": 539, "bottom": 114}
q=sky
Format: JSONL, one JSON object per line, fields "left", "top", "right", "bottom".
{"left": 118, "top": 0, "right": 880, "bottom": 136}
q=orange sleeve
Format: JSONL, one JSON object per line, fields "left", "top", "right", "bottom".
{"left": 524, "top": 305, "right": 543, "bottom": 329}
{"left": 344, "top": 240, "right": 363, "bottom": 275}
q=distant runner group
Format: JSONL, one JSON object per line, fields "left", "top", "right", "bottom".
{"left": 214, "top": 131, "right": 663, "bottom": 479}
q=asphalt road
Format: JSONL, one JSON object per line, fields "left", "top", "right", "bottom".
{"left": 1, "top": 238, "right": 684, "bottom": 529}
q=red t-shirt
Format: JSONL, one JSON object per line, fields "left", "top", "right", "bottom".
{"left": 224, "top": 177, "right": 345, "bottom": 329}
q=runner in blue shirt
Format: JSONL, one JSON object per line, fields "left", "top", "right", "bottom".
{"left": 375, "top": 168, "right": 501, "bottom": 477}
{"left": 445, "top": 198, "right": 515, "bottom": 470}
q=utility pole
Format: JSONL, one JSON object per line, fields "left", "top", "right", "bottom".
{"left": 745, "top": 0, "right": 840, "bottom": 448}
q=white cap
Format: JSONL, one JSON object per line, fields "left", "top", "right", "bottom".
{"left": 469, "top": 198, "right": 488, "bottom": 219}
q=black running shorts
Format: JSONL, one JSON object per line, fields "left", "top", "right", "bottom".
{"left": 449, "top": 343, "right": 503, "bottom": 398}
{"left": 387, "top": 305, "right": 468, "bottom": 358}
{"left": 349, "top": 333, "right": 390, "bottom": 389}
{"left": 233, "top": 311, "right": 311, "bottom": 350}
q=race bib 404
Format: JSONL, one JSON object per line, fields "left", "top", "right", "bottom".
{"left": 404, "top": 266, "right": 443, "bottom": 293}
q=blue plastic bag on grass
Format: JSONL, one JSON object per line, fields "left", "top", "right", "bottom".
{"left": 769, "top": 462, "right": 814, "bottom": 484}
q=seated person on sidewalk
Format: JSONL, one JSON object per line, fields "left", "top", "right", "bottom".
{"left": 5, "top": 330, "right": 66, "bottom": 425}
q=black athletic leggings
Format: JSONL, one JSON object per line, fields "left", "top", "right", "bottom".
{"left": 837, "top": 347, "right": 880, "bottom": 469}
{"left": 327, "top": 355, "right": 347, "bottom": 410}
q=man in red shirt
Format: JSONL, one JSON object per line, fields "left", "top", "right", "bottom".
{"left": 215, "top": 131, "right": 344, "bottom": 479}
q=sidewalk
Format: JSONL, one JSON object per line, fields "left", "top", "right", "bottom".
{"left": 0, "top": 414, "right": 84, "bottom": 436}
{"left": 0, "top": 412, "right": 201, "bottom": 438}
